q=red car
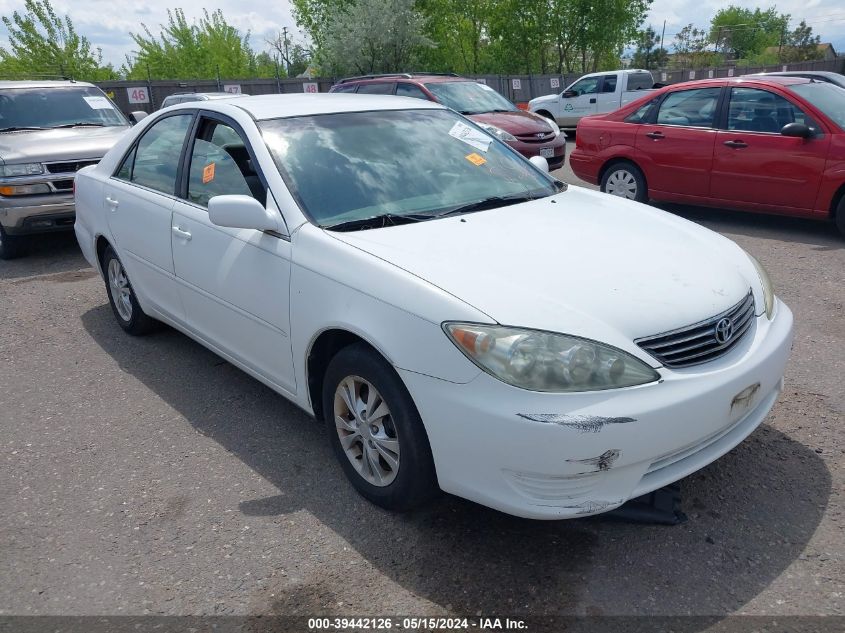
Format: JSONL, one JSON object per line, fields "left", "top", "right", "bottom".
{"left": 330, "top": 73, "right": 567, "bottom": 169}
{"left": 569, "top": 76, "right": 845, "bottom": 236}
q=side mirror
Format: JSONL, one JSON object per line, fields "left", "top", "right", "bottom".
{"left": 529, "top": 155, "right": 550, "bottom": 173}
{"left": 781, "top": 122, "right": 813, "bottom": 138}
{"left": 130, "top": 111, "right": 148, "bottom": 125}
{"left": 562, "top": 90, "right": 578, "bottom": 99}
{"left": 208, "top": 195, "right": 283, "bottom": 233}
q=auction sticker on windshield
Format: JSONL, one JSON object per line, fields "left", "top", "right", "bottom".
{"left": 83, "top": 96, "right": 114, "bottom": 109}
{"left": 448, "top": 121, "right": 491, "bottom": 152}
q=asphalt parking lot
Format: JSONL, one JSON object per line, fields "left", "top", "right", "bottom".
{"left": 1, "top": 161, "right": 843, "bottom": 624}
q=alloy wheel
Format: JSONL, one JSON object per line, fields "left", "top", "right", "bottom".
{"left": 333, "top": 376, "right": 400, "bottom": 487}
{"left": 107, "top": 258, "right": 133, "bottom": 322}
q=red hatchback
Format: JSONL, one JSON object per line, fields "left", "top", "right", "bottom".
{"left": 330, "top": 73, "right": 567, "bottom": 169}
{"left": 570, "top": 76, "right": 845, "bottom": 235}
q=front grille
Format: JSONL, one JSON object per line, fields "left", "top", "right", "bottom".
{"left": 636, "top": 291, "right": 755, "bottom": 368}
{"left": 52, "top": 180, "right": 74, "bottom": 190}
{"left": 44, "top": 160, "right": 99, "bottom": 174}
{"left": 515, "top": 131, "right": 556, "bottom": 143}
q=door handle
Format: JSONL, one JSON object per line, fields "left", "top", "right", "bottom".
{"left": 589, "top": 98, "right": 596, "bottom": 104}
{"left": 723, "top": 140, "right": 748, "bottom": 149}
{"left": 645, "top": 131, "right": 665, "bottom": 140}
{"left": 172, "top": 226, "right": 192, "bottom": 241}
{"left": 105, "top": 196, "right": 119, "bottom": 209}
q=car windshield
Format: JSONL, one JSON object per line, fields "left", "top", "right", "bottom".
{"left": 425, "top": 81, "right": 518, "bottom": 115}
{"left": 789, "top": 82, "right": 845, "bottom": 129}
{"left": 0, "top": 86, "right": 128, "bottom": 131}
{"left": 259, "top": 109, "right": 557, "bottom": 229}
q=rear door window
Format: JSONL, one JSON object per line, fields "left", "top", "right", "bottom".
{"left": 356, "top": 83, "right": 395, "bottom": 95}
{"left": 396, "top": 83, "right": 429, "bottom": 100}
{"left": 332, "top": 84, "right": 358, "bottom": 93}
{"left": 600, "top": 75, "right": 618, "bottom": 93}
{"left": 656, "top": 88, "right": 721, "bottom": 128}
{"left": 119, "top": 114, "right": 193, "bottom": 195}
{"left": 627, "top": 73, "right": 654, "bottom": 91}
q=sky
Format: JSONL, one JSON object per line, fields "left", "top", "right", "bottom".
{"left": 0, "top": 0, "right": 844, "bottom": 69}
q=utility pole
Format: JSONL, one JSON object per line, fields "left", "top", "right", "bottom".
{"left": 281, "top": 26, "right": 291, "bottom": 78}
{"left": 660, "top": 20, "right": 666, "bottom": 51}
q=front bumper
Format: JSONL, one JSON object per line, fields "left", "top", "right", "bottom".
{"left": 400, "top": 300, "right": 794, "bottom": 519}
{"left": 0, "top": 193, "right": 75, "bottom": 235}
{"left": 508, "top": 135, "right": 567, "bottom": 170}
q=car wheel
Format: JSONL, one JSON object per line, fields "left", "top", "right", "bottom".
{"left": 601, "top": 161, "right": 648, "bottom": 203}
{"left": 0, "top": 224, "right": 27, "bottom": 260}
{"left": 322, "top": 343, "right": 439, "bottom": 512}
{"left": 836, "top": 195, "right": 845, "bottom": 238}
{"left": 101, "top": 245, "right": 156, "bottom": 335}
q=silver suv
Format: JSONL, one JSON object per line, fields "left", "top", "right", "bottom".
{"left": 0, "top": 80, "right": 130, "bottom": 258}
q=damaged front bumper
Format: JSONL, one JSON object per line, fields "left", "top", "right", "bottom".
{"left": 399, "top": 301, "right": 794, "bottom": 520}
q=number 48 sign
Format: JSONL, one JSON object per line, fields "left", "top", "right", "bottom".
{"left": 127, "top": 87, "right": 149, "bottom": 104}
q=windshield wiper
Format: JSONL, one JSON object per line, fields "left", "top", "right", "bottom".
{"left": 425, "top": 193, "right": 547, "bottom": 219}
{"left": 0, "top": 126, "right": 47, "bottom": 132}
{"left": 323, "top": 212, "right": 429, "bottom": 232}
{"left": 50, "top": 122, "right": 106, "bottom": 128}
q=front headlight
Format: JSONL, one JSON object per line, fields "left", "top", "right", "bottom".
{"left": 747, "top": 254, "right": 775, "bottom": 319}
{"left": 545, "top": 117, "right": 561, "bottom": 137}
{"left": 0, "top": 163, "right": 44, "bottom": 177}
{"left": 479, "top": 124, "right": 517, "bottom": 142}
{"left": 444, "top": 323, "right": 660, "bottom": 393}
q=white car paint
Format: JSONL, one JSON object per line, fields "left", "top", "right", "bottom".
{"left": 529, "top": 69, "right": 656, "bottom": 129}
{"left": 74, "top": 93, "right": 794, "bottom": 520}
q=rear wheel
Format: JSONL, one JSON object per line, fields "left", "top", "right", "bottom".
{"left": 322, "top": 343, "right": 438, "bottom": 512}
{"left": 101, "top": 246, "right": 157, "bottom": 335}
{"left": 0, "top": 224, "right": 27, "bottom": 260}
{"left": 835, "top": 194, "right": 845, "bottom": 238}
{"left": 601, "top": 161, "right": 648, "bottom": 203}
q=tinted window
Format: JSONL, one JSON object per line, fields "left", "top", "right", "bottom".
{"left": 728, "top": 87, "right": 817, "bottom": 133}
{"left": 129, "top": 114, "right": 192, "bottom": 194}
{"left": 332, "top": 84, "right": 358, "bottom": 93}
{"left": 424, "top": 81, "right": 517, "bottom": 114}
{"left": 0, "top": 86, "right": 127, "bottom": 130}
{"left": 627, "top": 73, "right": 654, "bottom": 91}
{"left": 260, "top": 109, "right": 557, "bottom": 228}
{"left": 396, "top": 83, "right": 429, "bottom": 100}
{"left": 601, "top": 75, "right": 618, "bottom": 93}
{"left": 567, "top": 77, "right": 599, "bottom": 96}
{"left": 656, "top": 88, "right": 721, "bottom": 128}
{"left": 356, "top": 83, "right": 395, "bottom": 95}
{"left": 187, "top": 119, "right": 265, "bottom": 207}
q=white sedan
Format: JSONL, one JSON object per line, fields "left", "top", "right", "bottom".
{"left": 74, "top": 94, "right": 794, "bottom": 520}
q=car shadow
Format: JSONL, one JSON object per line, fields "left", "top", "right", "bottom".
{"left": 80, "top": 304, "right": 831, "bottom": 619}
{"left": 0, "top": 231, "right": 89, "bottom": 280}
{"left": 654, "top": 203, "right": 843, "bottom": 251}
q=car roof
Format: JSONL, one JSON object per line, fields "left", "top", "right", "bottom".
{"left": 335, "top": 73, "right": 469, "bottom": 86}
{"left": 0, "top": 80, "right": 97, "bottom": 89}
{"left": 664, "top": 76, "right": 813, "bottom": 90}
{"left": 751, "top": 70, "right": 840, "bottom": 79}
{"left": 180, "top": 93, "right": 445, "bottom": 120}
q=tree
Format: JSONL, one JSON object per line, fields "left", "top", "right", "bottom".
{"left": 266, "top": 31, "right": 312, "bottom": 77}
{"left": 291, "top": 0, "right": 356, "bottom": 49}
{"left": 781, "top": 20, "right": 822, "bottom": 62}
{"left": 0, "top": 0, "right": 117, "bottom": 80}
{"left": 631, "top": 26, "right": 668, "bottom": 69}
{"left": 672, "top": 23, "right": 720, "bottom": 68}
{"left": 123, "top": 9, "right": 268, "bottom": 80}
{"left": 319, "top": 0, "right": 432, "bottom": 75}
{"left": 709, "top": 6, "right": 788, "bottom": 61}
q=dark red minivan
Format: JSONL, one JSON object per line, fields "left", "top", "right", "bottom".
{"left": 329, "top": 73, "right": 567, "bottom": 170}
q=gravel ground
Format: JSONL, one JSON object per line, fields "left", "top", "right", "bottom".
{"left": 1, "top": 161, "right": 843, "bottom": 625}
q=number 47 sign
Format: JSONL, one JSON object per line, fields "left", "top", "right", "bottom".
{"left": 127, "top": 87, "right": 149, "bottom": 104}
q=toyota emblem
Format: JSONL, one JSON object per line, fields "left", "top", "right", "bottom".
{"left": 714, "top": 317, "right": 734, "bottom": 344}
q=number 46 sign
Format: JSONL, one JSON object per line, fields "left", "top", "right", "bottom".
{"left": 127, "top": 87, "right": 149, "bottom": 104}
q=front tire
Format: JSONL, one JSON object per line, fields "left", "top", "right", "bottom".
{"left": 601, "top": 161, "right": 648, "bottom": 203}
{"left": 322, "top": 343, "right": 438, "bottom": 512}
{"left": 101, "top": 245, "right": 156, "bottom": 335}
{"left": 0, "top": 224, "right": 27, "bottom": 260}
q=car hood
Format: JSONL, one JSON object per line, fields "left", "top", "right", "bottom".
{"left": 328, "top": 188, "right": 753, "bottom": 355}
{"left": 468, "top": 110, "right": 555, "bottom": 135}
{"left": 0, "top": 126, "right": 130, "bottom": 164}
{"left": 528, "top": 94, "right": 558, "bottom": 108}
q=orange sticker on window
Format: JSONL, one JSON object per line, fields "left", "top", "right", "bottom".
{"left": 202, "top": 162, "right": 215, "bottom": 184}
{"left": 465, "top": 152, "right": 487, "bottom": 166}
